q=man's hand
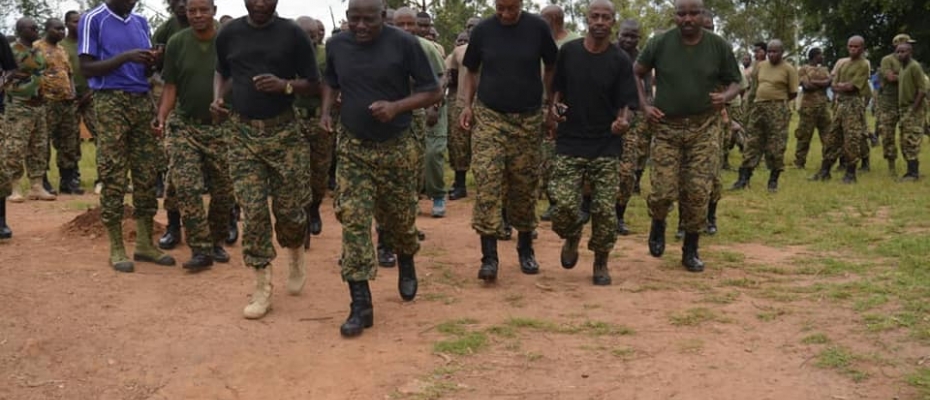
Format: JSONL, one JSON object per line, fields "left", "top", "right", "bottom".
{"left": 885, "top": 71, "right": 897, "bottom": 82}
{"left": 151, "top": 117, "right": 164, "bottom": 139}
{"left": 710, "top": 91, "right": 729, "bottom": 109}
{"left": 121, "top": 49, "right": 156, "bottom": 66}
{"left": 319, "top": 113, "right": 334, "bottom": 133}
{"left": 369, "top": 100, "right": 398, "bottom": 123}
{"left": 210, "top": 98, "right": 230, "bottom": 120}
{"left": 253, "top": 74, "right": 287, "bottom": 94}
{"left": 459, "top": 105, "right": 474, "bottom": 130}
{"left": 644, "top": 105, "right": 665, "bottom": 124}
{"left": 611, "top": 116, "right": 630, "bottom": 135}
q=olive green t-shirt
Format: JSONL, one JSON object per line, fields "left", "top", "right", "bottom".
{"left": 879, "top": 54, "right": 901, "bottom": 101}
{"left": 418, "top": 36, "right": 444, "bottom": 78}
{"left": 154, "top": 16, "right": 187, "bottom": 45}
{"left": 162, "top": 28, "right": 217, "bottom": 123}
{"left": 754, "top": 60, "right": 799, "bottom": 102}
{"left": 835, "top": 57, "right": 871, "bottom": 98}
{"left": 294, "top": 43, "right": 327, "bottom": 112}
{"left": 61, "top": 37, "right": 89, "bottom": 96}
{"left": 637, "top": 28, "right": 742, "bottom": 118}
{"left": 898, "top": 59, "right": 927, "bottom": 107}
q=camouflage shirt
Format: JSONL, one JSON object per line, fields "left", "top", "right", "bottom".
{"left": 33, "top": 40, "right": 74, "bottom": 101}
{"left": 6, "top": 41, "right": 45, "bottom": 100}
{"left": 799, "top": 64, "right": 830, "bottom": 107}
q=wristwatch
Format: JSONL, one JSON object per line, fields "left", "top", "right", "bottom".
{"left": 285, "top": 80, "right": 294, "bottom": 95}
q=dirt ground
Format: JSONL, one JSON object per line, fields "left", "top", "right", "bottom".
{"left": 0, "top": 195, "right": 922, "bottom": 400}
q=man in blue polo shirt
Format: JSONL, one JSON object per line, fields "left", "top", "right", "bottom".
{"left": 79, "top": 0, "right": 176, "bottom": 273}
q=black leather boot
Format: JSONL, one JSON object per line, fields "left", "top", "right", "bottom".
{"left": 340, "top": 280, "right": 374, "bottom": 337}
{"left": 42, "top": 174, "right": 57, "bottom": 195}
{"left": 498, "top": 209, "right": 513, "bottom": 241}
{"left": 809, "top": 159, "right": 832, "bottom": 181}
{"left": 158, "top": 210, "right": 182, "bottom": 250}
{"left": 59, "top": 168, "right": 85, "bottom": 194}
{"left": 842, "top": 164, "right": 857, "bottom": 184}
{"left": 478, "top": 235, "right": 499, "bottom": 282}
{"left": 307, "top": 201, "right": 322, "bottom": 235}
{"left": 682, "top": 232, "right": 705, "bottom": 272}
{"left": 592, "top": 251, "right": 611, "bottom": 286}
{"left": 0, "top": 199, "right": 11, "bottom": 240}
{"left": 767, "top": 169, "right": 781, "bottom": 193}
{"left": 517, "top": 231, "right": 539, "bottom": 274}
{"left": 706, "top": 201, "right": 718, "bottom": 235}
{"left": 860, "top": 156, "right": 871, "bottom": 172}
{"left": 648, "top": 219, "right": 666, "bottom": 257}
{"left": 226, "top": 205, "right": 239, "bottom": 245}
{"left": 376, "top": 230, "right": 396, "bottom": 267}
{"left": 212, "top": 245, "right": 231, "bottom": 263}
{"left": 730, "top": 167, "right": 751, "bottom": 190}
{"left": 901, "top": 160, "right": 920, "bottom": 181}
{"left": 397, "top": 254, "right": 418, "bottom": 301}
{"left": 449, "top": 171, "right": 468, "bottom": 200}
{"left": 560, "top": 235, "right": 580, "bottom": 269}
{"left": 615, "top": 203, "right": 630, "bottom": 236}
{"left": 182, "top": 251, "right": 214, "bottom": 272}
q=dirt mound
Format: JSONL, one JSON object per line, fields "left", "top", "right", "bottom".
{"left": 62, "top": 206, "right": 166, "bottom": 241}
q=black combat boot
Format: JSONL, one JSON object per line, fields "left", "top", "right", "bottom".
{"left": 478, "top": 235, "right": 499, "bottom": 282}
{"left": 226, "top": 204, "right": 239, "bottom": 245}
{"left": 809, "top": 159, "right": 833, "bottom": 181}
{"left": 182, "top": 251, "right": 214, "bottom": 272}
{"left": 376, "top": 230, "right": 396, "bottom": 267}
{"left": 158, "top": 210, "right": 182, "bottom": 250}
{"left": 59, "top": 168, "right": 84, "bottom": 194}
{"left": 340, "top": 280, "right": 374, "bottom": 337}
{"left": 397, "top": 254, "right": 418, "bottom": 301}
{"left": 842, "top": 164, "right": 857, "bottom": 184}
{"left": 615, "top": 203, "right": 630, "bottom": 236}
{"left": 706, "top": 201, "right": 718, "bottom": 235}
{"left": 560, "top": 235, "right": 580, "bottom": 269}
{"left": 0, "top": 199, "right": 11, "bottom": 240}
{"left": 767, "top": 169, "right": 782, "bottom": 193}
{"left": 682, "top": 232, "right": 705, "bottom": 273}
{"left": 674, "top": 205, "right": 684, "bottom": 240}
{"left": 633, "top": 169, "right": 644, "bottom": 195}
{"left": 901, "top": 160, "right": 920, "bottom": 182}
{"left": 517, "top": 231, "right": 539, "bottom": 274}
{"left": 212, "top": 245, "right": 231, "bottom": 263}
{"left": 592, "top": 251, "right": 611, "bottom": 286}
{"left": 498, "top": 209, "right": 513, "bottom": 241}
{"left": 860, "top": 156, "right": 871, "bottom": 172}
{"left": 648, "top": 219, "right": 666, "bottom": 257}
{"left": 730, "top": 167, "right": 752, "bottom": 190}
{"left": 448, "top": 170, "right": 468, "bottom": 200}
{"left": 307, "top": 201, "right": 323, "bottom": 236}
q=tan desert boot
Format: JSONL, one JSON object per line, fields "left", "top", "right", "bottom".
{"left": 286, "top": 247, "right": 307, "bottom": 295}
{"left": 8, "top": 184, "right": 25, "bottom": 203}
{"left": 27, "top": 178, "right": 56, "bottom": 201}
{"left": 243, "top": 266, "right": 273, "bottom": 319}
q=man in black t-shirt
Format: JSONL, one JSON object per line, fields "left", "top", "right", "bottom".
{"left": 460, "top": 0, "right": 559, "bottom": 283}
{"left": 321, "top": 0, "right": 442, "bottom": 338}
{"left": 0, "top": 33, "right": 17, "bottom": 240}
{"left": 548, "top": 0, "right": 636, "bottom": 286}
{"left": 211, "top": 0, "right": 320, "bottom": 320}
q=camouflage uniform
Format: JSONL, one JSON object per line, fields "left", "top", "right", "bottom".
{"left": 550, "top": 155, "right": 619, "bottom": 253}
{"left": 899, "top": 104, "right": 926, "bottom": 161}
{"left": 424, "top": 103, "right": 448, "bottom": 199}
{"left": 617, "top": 112, "right": 644, "bottom": 205}
{"left": 647, "top": 112, "right": 721, "bottom": 233}
{"left": 2, "top": 42, "right": 48, "bottom": 188}
{"left": 34, "top": 39, "right": 81, "bottom": 171}
{"left": 227, "top": 114, "right": 312, "bottom": 268}
{"left": 164, "top": 114, "right": 235, "bottom": 253}
{"left": 823, "top": 96, "right": 868, "bottom": 166}
{"left": 741, "top": 101, "right": 792, "bottom": 171}
{"left": 296, "top": 108, "right": 335, "bottom": 205}
{"left": 335, "top": 127, "right": 420, "bottom": 281}
{"left": 94, "top": 91, "right": 161, "bottom": 227}
{"left": 448, "top": 101, "right": 471, "bottom": 171}
{"left": 471, "top": 102, "right": 543, "bottom": 235}
{"left": 877, "top": 54, "right": 902, "bottom": 161}
{"left": 794, "top": 64, "right": 832, "bottom": 168}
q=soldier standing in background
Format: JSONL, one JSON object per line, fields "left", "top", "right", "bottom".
{"left": 0, "top": 31, "right": 20, "bottom": 239}
{"left": 793, "top": 47, "right": 831, "bottom": 170}
{"left": 894, "top": 42, "right": 926, "bottom": 181}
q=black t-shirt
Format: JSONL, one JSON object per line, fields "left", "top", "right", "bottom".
{"left": 462, "top": 13, "right": 558, "bottom": 113}
{"left": 553, "top": 39, "right": 637, "bottom": 159}
{"left": 324, "top": 26, "right": 439, "bottom": 142}
{"left": 216, "top": 17, "right": 319, "bottom": 119}
{"left": 0, "top": 35, "right": 16, "bottom": 71}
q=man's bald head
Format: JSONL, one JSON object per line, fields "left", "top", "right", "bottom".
{"left": 394, "top": 6, "right": 416, "bottom": 18}
{"left": 589, "top": 0, "right": 615, "bottom": 13}
{"left": 347, "top": 0, "right": 384, "bottom": 13}
{"left": 346, "top": 0, "right": 386, "bottom": 42}
{"left": 540, "top": 4, "right": 565, "bottom": 32}
{"left": 393, "top": 7, "right": 418, "bottom": 34}
{"left": 674, "top": 0, "right": 704, "bottom": 7}
{"left": 15, "top": 17, "right": 39, "bottom": 42}
{"left": 296, "top": 16, "right": 318, "bottom": 42}
{"left": 620, "top": 19, "right": 640, "bottom": 29}
{"left": 847, "top": 35, "right": 865, "bottom": 59}
{"left": 767, "top": 39, "right": 784, "bottom": 64}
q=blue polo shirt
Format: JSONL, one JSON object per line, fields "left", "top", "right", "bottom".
{"left": 78, "top": 4, "right": 152, "bottom": 93}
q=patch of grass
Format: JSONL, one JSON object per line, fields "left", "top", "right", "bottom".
{"left": 436, "top": 318, "right": 479, "bottom": 336}
{"left": 486, "top": 325, "right": 517, "bottom": 338}
{"left": 524, "top": 352, "right": 544, "bottom": 362}
{"left": 853, "top": 294, "right": 889, "bottom": 312}
{"left": 422, "top": 293, "right": 457, "bottom": 305}
{"left": 611, "top": 346, "right": 636, "bottom": 361}
{"left": 701, "top": 291, "right": 740, "bottom": 304}
{"left": 801, "top": 333, "right": 831, "bottom": 345}
{"left": 505, "top": 317, "right": 561, "bottom": 332}
{"left": 576, "top": 320, "right": 635, "bottom": 336}
{"left": 669, "top": 307, "right": 728, "bottom": 327}
{"left": 814, "top": 346, "right": 869, "bottom": 382}
{"left": 721, "top": 278, "right": 762, "bottom": 289}
{"left": 433, "top": 332, "right": 488, "bottom": 356}
{"left": 906, "top": 368, "right": 930, "bottom": 397}
{"left": 753, "top": 287, "right": 802, "bottom": 302}
{"left": 756, "top": 308, "right": 790, "bottom": 322}
{"left": 504, "top": 317, "right": 634, "bottom": 336}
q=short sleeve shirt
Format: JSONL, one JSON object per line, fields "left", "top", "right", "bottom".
{"left": 7, "top": 42, "right": 45, "bottom": 100}
{"left": 162, "top": 28, "right": 217, "bottom": 123}
{"left": 33, "top": 40, "right": 74, "bottom": 101}
{"left": 879, "top": 54, "right": 901, "bottom": 100}
{"left": 898, "top": 59, "right": 927, "bottom": 107}
{"left": 753, "top": 60, "right": 799, "bottom": 102}
{"left": 446, "top": 44, "right": 469, "bottom": 104}
{"left": 61, "top": 38, "right": 88, "bottom": 95}
{"left": 798, "top": 64, "right": 830, "bottom": 107}
{"left": 78, "top": 5, "right": 153, "bottom": 93}
{"left": 836, "top": 58, "right": 871, "bottom": 98}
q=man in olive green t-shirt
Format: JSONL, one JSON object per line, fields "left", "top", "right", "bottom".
{"left": 154, "top": 0, "right": 235, "bottom": 271}
{"left": 812, "top": 35, "right": 871, "bottom": 184}
{"left": 877, "top": 34, "right": 914, "bottom": 170}
{"left": 732, "top": 39, "right": 798, "bottom": 193}
{"left": 895, "top": 42, "right": 927, "bottom": 181}
{"left": 634, "top": 0, "right": 742, "bottom": 273}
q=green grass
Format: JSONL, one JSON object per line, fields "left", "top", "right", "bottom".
{"left": 815, "top": 346, "right": 870, "bottom": 382}
{"left": 907, "top": 368, "right": 930, "bottom": 398}
{"left": 669, "top": 307, "right": 728, "bottom": 327}
{"left": 433, "top": 332, "right": 488, "bottom": 356}
{"left": 801, "top": 333, "right": 831, "bottom": 345}
{"left": 502, "top": 317, "right": 634, "bottom": 336}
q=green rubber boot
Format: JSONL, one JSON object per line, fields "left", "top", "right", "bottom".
{"left": 107, "top": 224, "right": 134, "bottom": 273}
{"left": 133, "top": 218, "right": 176, "bottom": 266}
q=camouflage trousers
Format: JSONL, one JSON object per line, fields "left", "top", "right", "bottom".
{"left": 550, "top": 155, "right": 620, "bottom": 253}
{"left": 45, "top": 99, "right": 82, "bottom": 170}
{"left": 94, "top": 91, "right": 159, "bottom": 227}
{"left": 539, "top": 137, "right": 555, "bottom": 200}
{"left": 794, "top": 102, "right": 831, "bottom": 168}
{"left": 296, "top": 111, "right": 335, "bottom": 204}
{"left": 165, "top": 115, "right": 235, "bottom": 253}
{"left": 877, "top": 95, "right": 900, "bottom": 161}
{"left": 425, "top": 105, "right": 448, "bottom": 199}
{"left": 617, "top": 112, "right": 644, "bottom": 205}
{"left": 448, "top": 102, "right": 471, "bottom": 172}
{"left": 647, "top": 111, "right": 721, "bottom": 233}
{"left": 634, "top": 120, "right": 653, "bottom": 170}
{"left": 335, "top": 127, "right": 420, "bottom": 282}
{"left": 741, "top": 101, "right": 791, "bottom": 171}
{"left": 711, "top": 110, "right": 730, "bottom": 203}
{"left": 77, "top": 94, "right": 98, "bottom": 138}
{"left": 823, "top": 96, "right": 867, "bottom": 165}
{"left": 899, "top": 105, "right": 926, "bottom": 162}
{"left": 471, "top": 102, "right": 543, "bottom": 235}
{"left": 228, "top": 113, "right": 312, "bottom": 268}
{"left": 0, "top": 99, "right": 47, "bottom": 190}
{"left": 723, "top": 104, "right": 746, "bottom": 160}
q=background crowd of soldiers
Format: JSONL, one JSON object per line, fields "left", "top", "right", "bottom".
{"left": 0, "top": 0, "right": 926, "bottom": 337}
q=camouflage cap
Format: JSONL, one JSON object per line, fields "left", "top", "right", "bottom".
{"left": 893, "top": 33, "right": 917, "bottom": 46}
